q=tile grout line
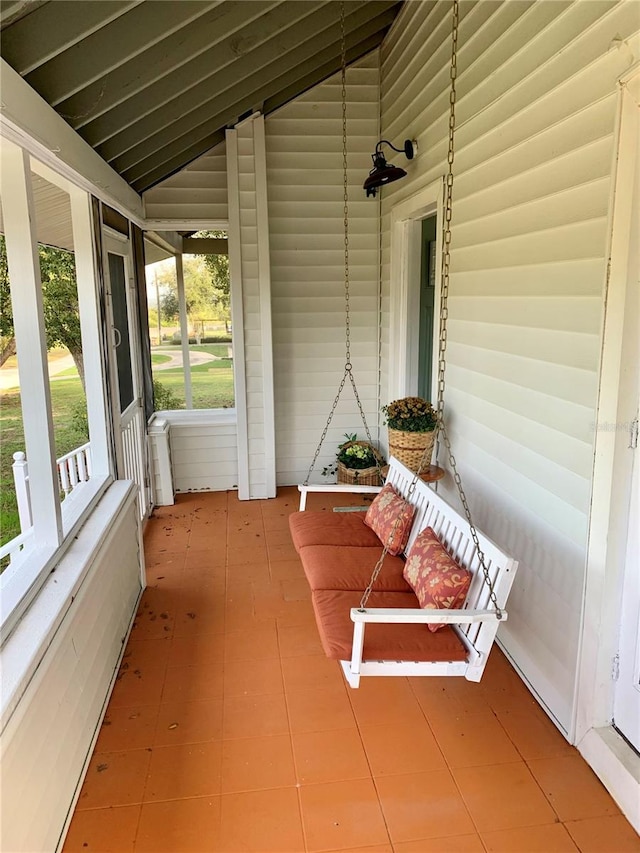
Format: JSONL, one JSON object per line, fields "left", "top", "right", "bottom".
{"left": 265, "top": 499, "right": 311, "bottom": 853}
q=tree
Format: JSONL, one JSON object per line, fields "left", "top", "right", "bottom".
{"left": 39, "top": 246, "right": 85, "bottom": 390}
{"left": 194, "top": 230, "right": 230, "bottom": 320}
{"left": 152, "top": 249, "right": 230, "bottom": 334}
{"left": 0, "top": 236, "right": 15, "bottom": 366}
{"left": 0, "top": 236, "right": 85, "bottom": 389}
{"left": 159, "top": 288, "right": 180, "bottom": 323}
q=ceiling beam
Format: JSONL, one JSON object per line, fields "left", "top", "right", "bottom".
{"left": 24, "top": 1, "right": 222, "bottom": 105}
{"left": 0, "top": 1, "right": 140, "bottom": 75}
{"left": 81, "top": 0, "right": 331, "bottom": 148}
{"left": 129, "top": 33, "right": 384, "bottom": 193}
{"left": 57, "top": 0, "right": 282, "bottom": 132}
{"left": 100, "top": 3, "right": 397, "bottom": 170}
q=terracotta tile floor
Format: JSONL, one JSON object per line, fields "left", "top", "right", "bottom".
{"left": 63, "top": 490, "right": 640, "bottom": 853}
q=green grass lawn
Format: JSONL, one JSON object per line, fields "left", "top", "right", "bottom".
{"left": 1, "top": 378, "right": 89, "bottom": 546}
{"left": 152, "top": 363, "right": 235, "bottom": 408}
{"left": 154, "top": 343, "right": 231, "bottom": 358}
{"left": 151, "top": 353, "right": 172, "bottom": 365}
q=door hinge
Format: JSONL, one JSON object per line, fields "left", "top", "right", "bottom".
{"left": 612, "top": 653, "right": 620, "bottom": 682}
{"left": 629, "top": 416, "right": 638, "bottom": 449}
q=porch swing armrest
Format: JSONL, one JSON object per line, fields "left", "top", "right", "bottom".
{"left": 350, "top": 607, "right": 507, "bottom": 625}
{"left": 298, "top": 483, "right": 383, "bottom": 510}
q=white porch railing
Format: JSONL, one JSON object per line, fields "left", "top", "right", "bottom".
{"left": 12, "top": 442, "right": 92, "bottom": 533}
{"left": 0, "top": 527, "right": 34, "bottom": 575}
{"left": 121, "top": 405, "right": 147, "bottom": 520}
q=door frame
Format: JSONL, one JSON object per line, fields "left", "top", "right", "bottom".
{"left": 575, "top": 68, "right": 640, "bottom": 832}
{"left": 388, "top": 178, "right": 444, "bottom": 401}
{"left": 103, "top": 228, "right": 150, "bottom": 519}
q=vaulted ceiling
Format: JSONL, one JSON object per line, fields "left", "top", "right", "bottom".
{"left": 0, "top": 0, "right": 403, "bottom": 194}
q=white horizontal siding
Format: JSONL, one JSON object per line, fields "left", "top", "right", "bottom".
{"left": 379, "top": 0, "right": 640, "bottom": 732}
{"left": 266, "top": 52, "right": 381, "bottom": 486}
{"left": 0, "top": 485, "right": 141, "bottom": 853}
{"left": 171, "top": 422, "right": 238, "bottom": 493}
{"left": 142, "top": 140, "right": 227, "bottom": 221}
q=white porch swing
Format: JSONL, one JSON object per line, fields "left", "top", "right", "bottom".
{"left": 291, "top": 0, "right": 519, "bottom": 687}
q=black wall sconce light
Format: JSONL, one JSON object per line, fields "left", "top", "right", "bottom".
{"left": 363, "top": 139, "right": 416, "bottom": 197}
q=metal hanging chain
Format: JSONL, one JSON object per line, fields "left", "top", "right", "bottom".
{"left": 361, "top": 0, "right": 502, "bottom": 616}
{"left": 434, "top": 0, "right": 502, "bottom": 619}
{"left": 304, "top": 0, "right": 381, "bottom": 486}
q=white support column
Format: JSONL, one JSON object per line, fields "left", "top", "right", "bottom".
{"left": 175, "top": 253, "right": 193, "bottom": 409}
{"left": 226, "top": 127, "right": 250, "bottom": 500}
{"left": 69, "top": 187, "right": 112, "bottom": 476}
{"left": 253, "top": 115, "right": 277, "bottom": 498}
{"left": 0, "top": 141, "right": 62, "bottom": 546}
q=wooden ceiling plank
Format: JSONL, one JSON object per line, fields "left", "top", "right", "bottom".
{"left": 97, "top": 2, "right": 395, "bottom": 166}
{"left": 59, "top": 0, "right": 283, "bottom": 131}
{"left": 81, "top": 0, "right": 334, "bottom": 147}
{"left": 0, "top": 0, "right": 140, "bottom": 75}
{"left": 127, "top": 35, "right": 384, "bottom": 192}
{"left": 0, "top": 0, "right": 48, "bottom": 31}
{"left": 24, "top": 0, "right": 222, "bottom": 105}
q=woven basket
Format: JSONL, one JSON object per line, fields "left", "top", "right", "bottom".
{"left": 388, "top": 428, "right": 437, "bottom": 473}
{"left": 336, "top": 441, "right": 384, "bottom": 487}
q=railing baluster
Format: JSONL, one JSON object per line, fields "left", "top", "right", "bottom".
{"left": 77, "top": 450, "right": 88, "bottom": 483}
{"left": 59, "top": 460, "right": 71, "bottom": 496}
{"left": 69, "top": 456, "right": 79, "bottom": 489}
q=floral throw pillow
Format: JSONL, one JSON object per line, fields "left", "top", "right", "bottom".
{"left": 403, "top": 527, "right": 472, "bottom": 632}
{"left": 364, "top": 483, "right": 415, "bottom": 556}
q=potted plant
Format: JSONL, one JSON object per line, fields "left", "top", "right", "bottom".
{"left": 382, "top": 397, "right": 438, "bottom": 473}
{"left": 322, "top": 433, "right": 385, "bottom": 485}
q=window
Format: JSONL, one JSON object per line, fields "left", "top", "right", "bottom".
{"left": 0, "top": 140, "right": 112, "bottom": 634}
{"left": 146, "top": 231, "right": 234, "bottom": 410}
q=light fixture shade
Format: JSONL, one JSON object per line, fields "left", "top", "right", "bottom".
{"left": 363, "top": 161, "right": 407, "bottom": 195}
{"left": 363, "top": 139, "right": 415, "bottom": 197}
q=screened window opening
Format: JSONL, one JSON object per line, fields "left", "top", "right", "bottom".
{"left": 0, "top": 140, "right": 113, "bottom": 632}
{"left": 145, "top": 231, "right": 234, "bottom": 411}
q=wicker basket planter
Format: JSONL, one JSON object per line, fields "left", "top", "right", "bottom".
{"left": 387, "top": 427, "right": 437, "bottom": 473}
{"left": 336, "top": 440, "right": 385, "bottom": 487}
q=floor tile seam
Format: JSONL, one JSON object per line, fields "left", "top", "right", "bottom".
{"left": 276, "top": 616, "right": 315, "bottom": 853}
{"left": 509, "top": 756, "right": 570, "bottom": 824}
{"left": 523, "top": 756, "right": 623, "bottom": 820}
{"left": 561, "top": 815, "right": 639, "bottom": 849}
{"left": 345, "top": 689, "right": 404, "bottom": 851}
{"left": 74, "top": 795, "right": 147, "bottom": 814}
{"left": 89, "top": 741, "right": 158, "bottom": 762}
{"left": 450, "top": 759, "right": 565, "bottom": 833}
{"left": 476, "top": 822, "right": 579, "bottom": 849}
{"left": 140, "top": 788, "right": 222, "bottom": 806}
{"left": 481, "top": 702, "right": 554, "bottom": 768}
{"left": 433, "top": 751, "right": 496, "bottom": 840}
{"left": 404, "top": 678, "right": 456, "bottom": 775}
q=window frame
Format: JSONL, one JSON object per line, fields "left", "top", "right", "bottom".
{"left": 0, "top": 143, "right": 114, "bottom": 639}
{"left": 147, "top": 229, "right": 234, "bottom": 413}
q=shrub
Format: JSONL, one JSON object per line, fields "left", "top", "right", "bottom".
{"left": 153, "top": 379, "right": 183, "bottom": 411}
